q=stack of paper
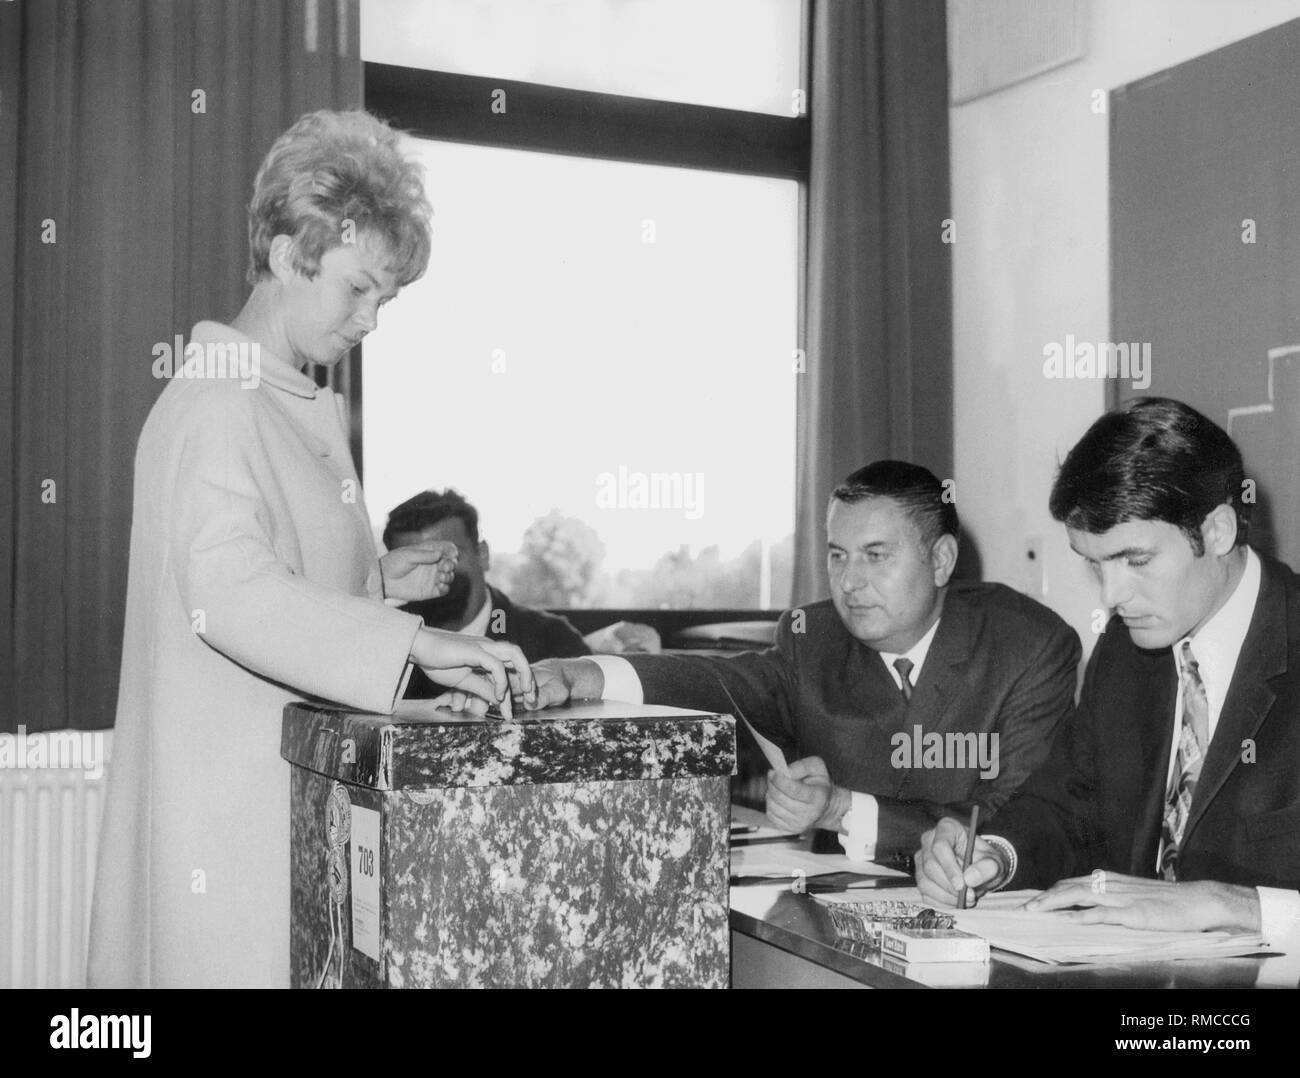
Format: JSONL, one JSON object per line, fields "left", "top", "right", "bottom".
{"left": 730, "top": 844, "right": 908, "bottom": 880}
{"left": 813, "top": 886, "right": 1273, "bottom": 964}
{"left": 953, "top": 908, "right": 1270, "bottom": 965}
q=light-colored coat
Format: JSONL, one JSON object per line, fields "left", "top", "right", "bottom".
{"left": 88, "top": 321, "right": 421, "bottom": 987}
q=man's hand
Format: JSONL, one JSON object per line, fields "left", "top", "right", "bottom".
{"left": 409, "top": 628, "right": 534, "bottom": 718}
{"left": 522, "top": 658, "right": 606, "bottom": 711}
{"left": 1024, "top": 871, "right": 1262, "bottom": 933}
{"left": 915, "top": 817, "right": 1009, "bottom": 907}
{"left": 380, "top": 541, "right": 458, "bottom": 602}
{"left": 765, "top": 756, "right": 846, "bottom": 834}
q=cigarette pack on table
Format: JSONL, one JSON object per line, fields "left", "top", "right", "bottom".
{"left": 879, "top": 926, "right": 989, "bottom": 963}
{"left": 880, "top": 955, "right": 992, "bottom": 986}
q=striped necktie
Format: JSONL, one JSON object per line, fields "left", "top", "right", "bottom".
{"left": 1159, "top": 641, "right": 1209, "bottom": 881}
{"left": 893, "top": 657, "right": 914, "bottom": 703}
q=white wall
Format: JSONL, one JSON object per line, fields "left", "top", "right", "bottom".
{"left": 951, "top": 0, "right": 1300, "bottom": 653}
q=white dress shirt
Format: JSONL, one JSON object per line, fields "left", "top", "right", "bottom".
{"left": 839, "top": 616, "right": 943, "bottom": 861}
{"left": 1161, "top": 545, "right": 1259, "bottom": 792}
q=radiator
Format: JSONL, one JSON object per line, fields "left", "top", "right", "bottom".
{"left": 0, "top": 729, "right": 111, "bottom": 989}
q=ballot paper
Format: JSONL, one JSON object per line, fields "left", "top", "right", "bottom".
{"left": 740, "top": 713, "right": 789, "bottom": 775}
{"left": 711, "top": 677, "right": 788, "bottom": 775}
{"left": 812, "top": 886, "right": 1274, "bottom": 964}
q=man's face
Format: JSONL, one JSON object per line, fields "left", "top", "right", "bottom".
{"left": 1067, "top": 519, "right": 1230, "bottom": 650}
{"left": 277, "top": 235, "right": 399, "bottom": 368}
{"left": 827, "top": 497, "right": 947, "bottom": 653}
{"left": 391, "top": 516, "right": 489, "bottom": 626}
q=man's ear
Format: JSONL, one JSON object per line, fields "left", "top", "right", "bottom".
{"left": 931, "top": 534, "right": 959, "bottom": 587}
{"left": 479, "top": 540, "right": 490, "bottom": 572}
{"left": 1202, "top": 503, "right": 1239, "bottom": 557}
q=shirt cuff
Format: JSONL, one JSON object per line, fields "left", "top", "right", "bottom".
{"left": 981, "top": 834, "right": 1018, "bottom": 891}
{"left": 590, "top": 655, "right": 643, "bottom": 704}
{"left": 837, "top": 792, "right": 879, "bottom": 862}
{"left": 1257, "top": 887, "right": 1300, "bottom": 952}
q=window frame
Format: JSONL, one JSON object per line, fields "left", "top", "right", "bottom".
{"left": 358, "top": 23, "right": 810, "bottom": 619}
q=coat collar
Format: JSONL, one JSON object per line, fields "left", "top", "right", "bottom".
{"left": 189, "top": 321, "right": 320, "bottom": 399}
{"left": 910, "top": 585, "right": 973, "bottom": 695}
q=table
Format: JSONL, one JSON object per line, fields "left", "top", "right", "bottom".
{"left": 728, "top": 810, "right": 1299, "bottom": 989}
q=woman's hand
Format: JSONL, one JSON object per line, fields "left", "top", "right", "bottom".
{"left": 409, "top": 628, "right": 535, "bottom": 718}
{"left": 381, "top": 541, "right": 458, "bottom": 602}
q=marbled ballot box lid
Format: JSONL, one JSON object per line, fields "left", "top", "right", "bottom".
{"left": 281, "top": 699, "right": 735, "bottom": 989}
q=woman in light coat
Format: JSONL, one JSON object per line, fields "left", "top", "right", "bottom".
{"left": 88, "top": 110, "right": 534, "bottom": 987}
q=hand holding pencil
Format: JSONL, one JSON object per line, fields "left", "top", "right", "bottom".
{"left": 913, "top": 812, "right": 1011, "bottom": 908}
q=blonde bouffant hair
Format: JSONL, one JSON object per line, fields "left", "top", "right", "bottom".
{"left": 246, "top": 109, "right": 432, "bottom": 287}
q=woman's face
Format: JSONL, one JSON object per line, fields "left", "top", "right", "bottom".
{"left": 276, "top": 234, "right": 400, "bottom": 368}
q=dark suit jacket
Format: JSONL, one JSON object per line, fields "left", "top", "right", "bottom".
{"left": 626, "top": 583, "right": 1081, "bottom": 860}
{"left": 993, "top": 551, "right": 1300, "bottom": 891}
{"left": 404, "top": 585, "right": 590, "bottom": 699}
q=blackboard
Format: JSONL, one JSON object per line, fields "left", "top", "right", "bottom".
{"left": 1111, "top": 17, "right": 1300, "bottom": 564}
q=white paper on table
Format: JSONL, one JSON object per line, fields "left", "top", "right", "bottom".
{"left": 951, "top": 908, "right": 1272, "bottom": 964}
{"left": 811, "top": 886, "right": 1274, "bottom": 963}
{"left": 730, "top": 844, "right": 908, "bottom": 879}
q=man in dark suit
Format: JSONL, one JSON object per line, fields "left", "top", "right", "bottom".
{"left": 383, "top": 490, "right": 591, "bottom": 700}
{"left": 917, "top": 398, "right": 1300, "bottom": 942}
{"left": 528, "top": 461, "right": 1081, "bottom": 864}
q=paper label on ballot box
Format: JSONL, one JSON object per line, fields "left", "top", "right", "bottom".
{"left": 350, "top": 805, "right": 381, "bottom": 961}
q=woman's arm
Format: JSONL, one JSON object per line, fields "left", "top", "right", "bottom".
{"left": 164, "top": 389, "right": 474, "bottom": 713}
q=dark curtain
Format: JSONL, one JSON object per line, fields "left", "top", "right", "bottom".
{"left": 1, "top": 0, "right": 361, "bottom": 733}
{"left": 792, "top": 0, "right": 952, "bottom": 605}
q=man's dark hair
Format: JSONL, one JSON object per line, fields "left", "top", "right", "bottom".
{"left": 830, "top": 460, "right": 958, "bottom": 550}
{"left": 1049, "top": 397, "right": 1249, "bottom": 555}
{"left": 383, "top": 488, "right": 480, "bottom": 550}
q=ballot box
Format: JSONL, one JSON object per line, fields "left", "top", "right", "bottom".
{"left": 281, "top": 700, "right": 735, "bottom": 988}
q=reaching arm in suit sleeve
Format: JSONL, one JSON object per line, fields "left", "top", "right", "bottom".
{"left": 872, "top": 618, "right": 1082, "bottom": 858}
{"left": 169, "top": 391, "right": 422, "bottom": 715}
{"left": 982, "top": 636, "right": 1110, "bottom": 889}
{"left": 624, "top": 619, "right": 801, "bottom": 754}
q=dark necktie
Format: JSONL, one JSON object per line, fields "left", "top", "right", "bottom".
{"left": 893, "top": 657, "right": 914, "bottom": 703}
{"left": 1159, "top": 641, "right": 1209, "bottom": 881}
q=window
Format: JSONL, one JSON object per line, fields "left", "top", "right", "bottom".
{"left": 360, "top": 1, "right": 808, "bottom": 610}
{"left": 361, "top": 0, "right": 804, "bottom": 115}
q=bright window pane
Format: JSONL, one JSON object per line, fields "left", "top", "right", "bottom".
{"left": 362, "top": 139, "right": 798, "bottom": 608}
{"left": 360, "top": 0, "right": 805, "bottom": 117}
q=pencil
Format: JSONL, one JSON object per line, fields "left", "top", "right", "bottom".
{"left": 958, "top": 805, "right": 980, "bottom": 910}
